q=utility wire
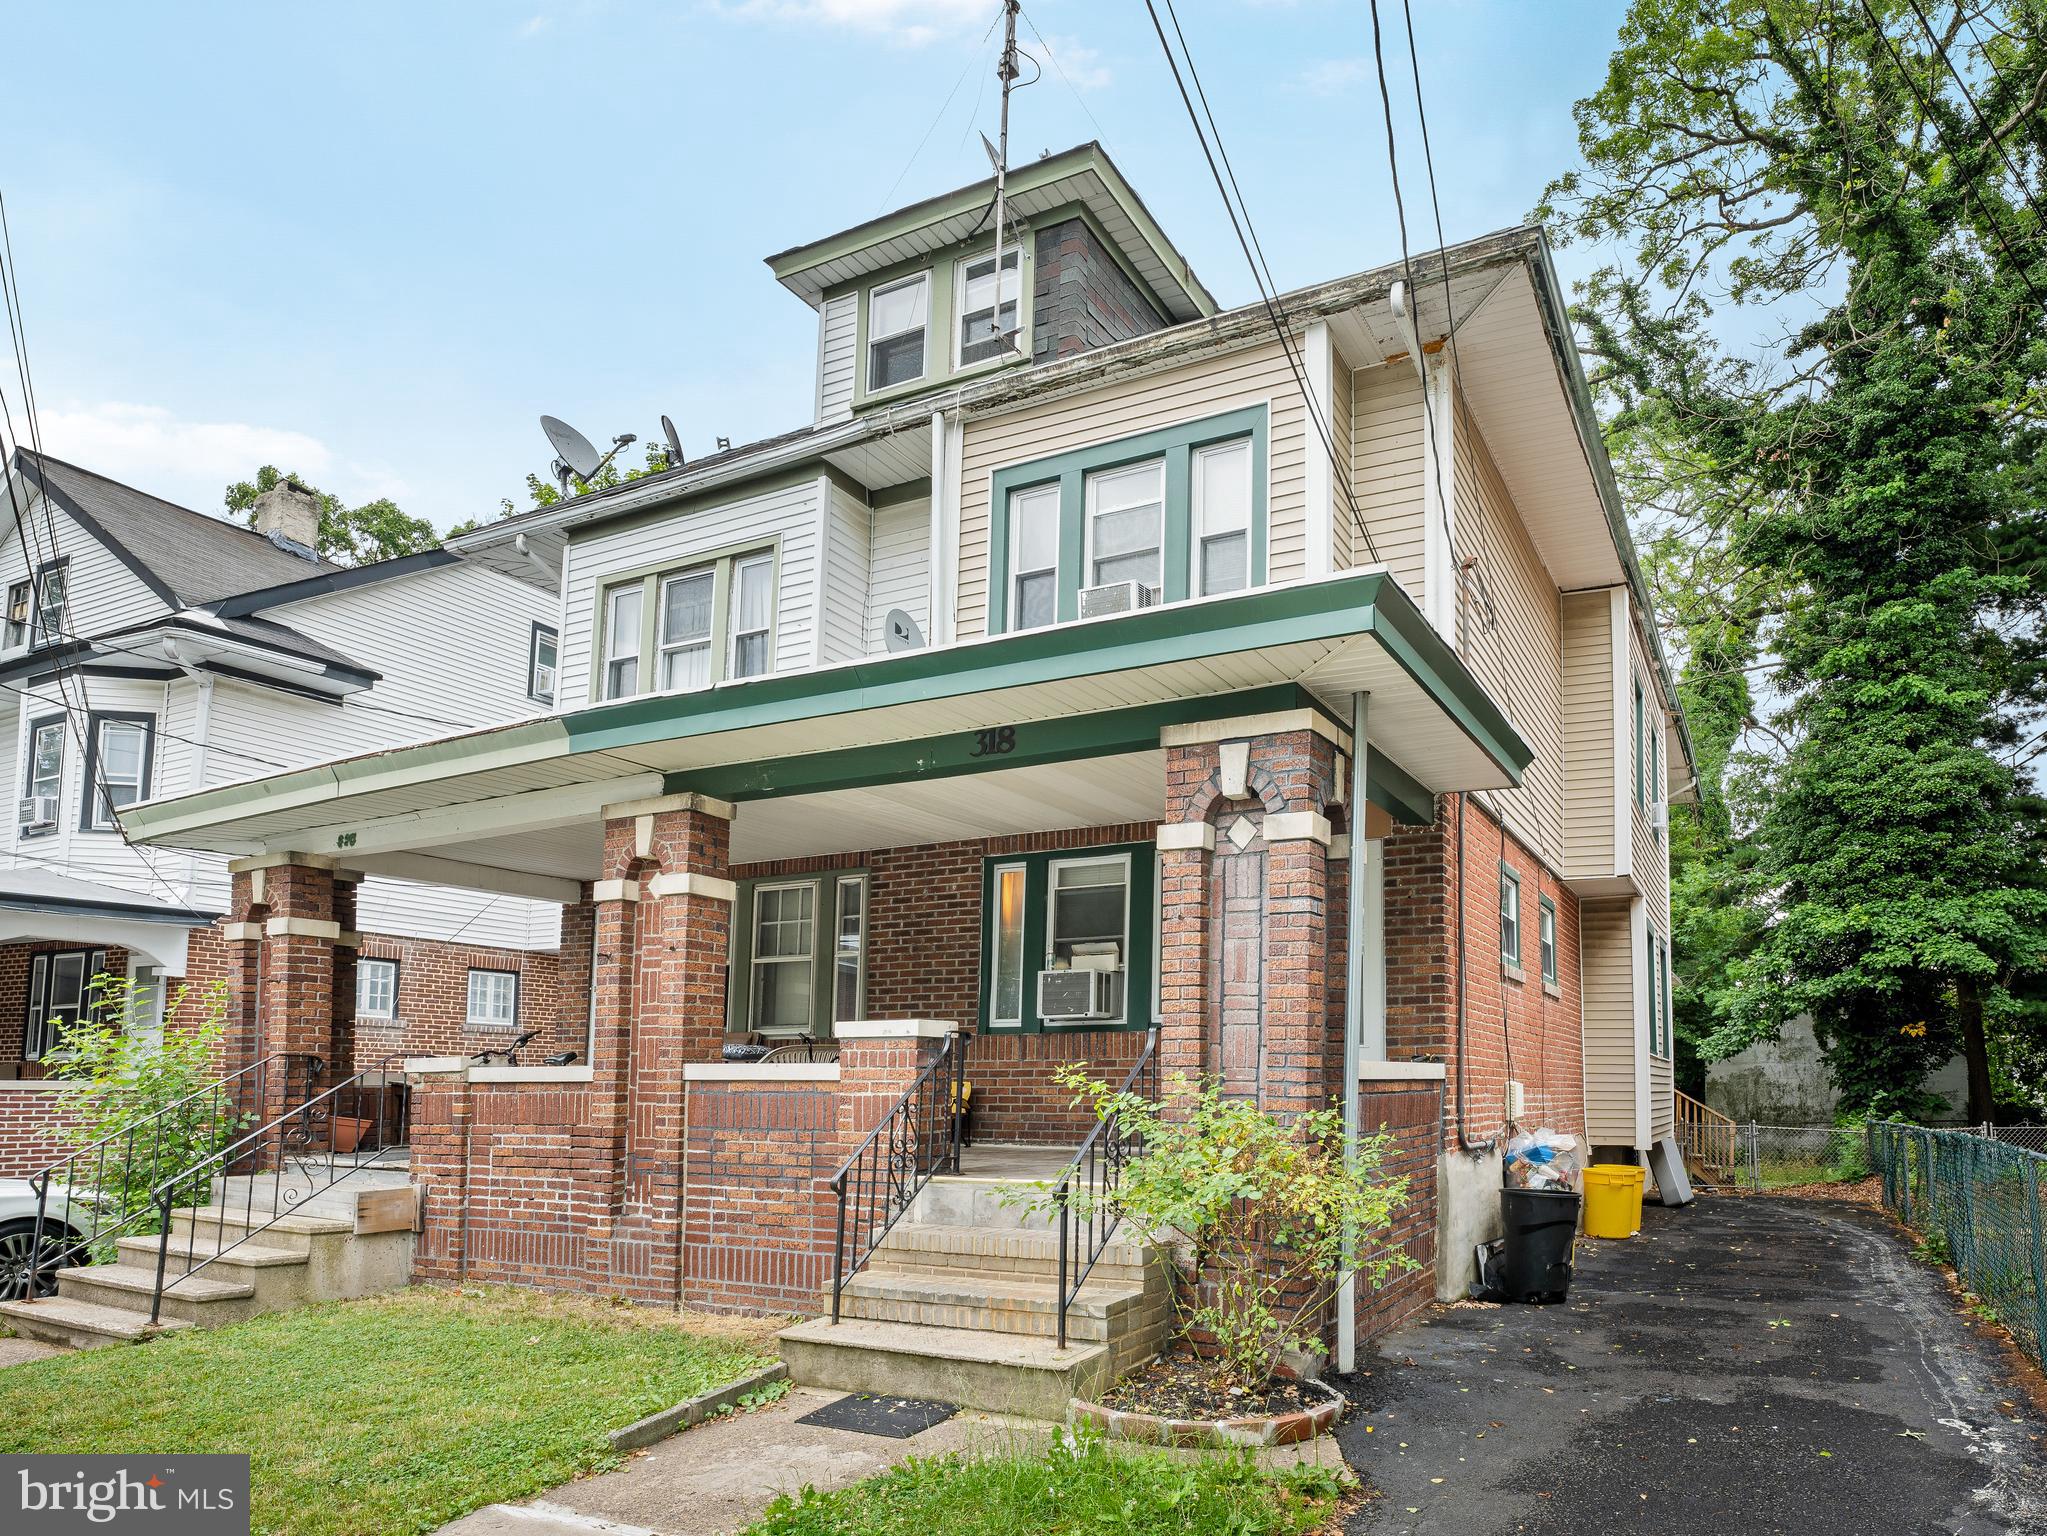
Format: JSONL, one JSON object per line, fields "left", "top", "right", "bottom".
{"left": 1901, "top": 0, "right": 2047, "bottom": 235}
{"left": 877, "top": 3, "right": 1005, "bottom": 214}
{"left": 1017, "top": 6, "right": 1104, "bottom": 142}
{"left": 1140, "top": 0, "right": 1381, "bottom": 564}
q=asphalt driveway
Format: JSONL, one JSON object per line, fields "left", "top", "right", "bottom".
{"left": 1339, "top": 1195, "right": 2047, "bottom": 1536}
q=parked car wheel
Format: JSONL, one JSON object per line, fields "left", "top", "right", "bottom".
{"left": 0, "top": 1216, "right": 83, "bottom": 1301}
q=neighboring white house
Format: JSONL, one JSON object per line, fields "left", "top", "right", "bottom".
{"left": 0, "top": 450, "right": 562, "bottom": 1073}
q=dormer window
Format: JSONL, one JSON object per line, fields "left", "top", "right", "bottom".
{"left": 956, "top": 249, "right": 1021, "bottom": 368}
{"left": 867, "top": 273, "right": 929, "bottom": 391}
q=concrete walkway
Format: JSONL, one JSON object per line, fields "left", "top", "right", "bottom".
{"left": 1340, "top": 1196, "right": 2047, "bottom": 1536}
{"left": 437, "top": 1387, "right": 1049, "bottom": 1536}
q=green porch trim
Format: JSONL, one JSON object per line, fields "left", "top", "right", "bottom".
{"left": 570, "top": 571, "right": 1530, "bottom": 786}
{"left": 1366, "top": 750, "right": 1434, "bottom": 828}
{"left": 977, "top": 840, "right": 1155, "bottom": 1035}
{"left": 985, "top": 404, "right": 1269, "bottom": 634}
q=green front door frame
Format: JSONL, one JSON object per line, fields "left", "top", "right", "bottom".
{"left": 985, "top": 404, "right": 1269, "bottom": 634}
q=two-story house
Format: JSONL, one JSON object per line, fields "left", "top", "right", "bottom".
{"left": 0, "top": 453, "right": 568, "bottom": 1176}
{"left": 112, "top": 145, "right": 1693, "bottom": 1390}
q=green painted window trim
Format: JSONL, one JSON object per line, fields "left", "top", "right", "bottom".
{"left": 977, "top": 841, "right": 1154, "bottom": 1034}
{"left": 593, "top": 542, "right": 781, "bottom": 705}
{"left": 1499, "top": 861, "right": 1522, "bottom": 964}
{"left": 847, "top": 234, "right": 1035, "bottom": 411}
{"left": 985, "top": 405, "right": 1269, "bottom": 635}
{"left": 727, "top": 868, "right": 871, "bottom": 1039}
{"left": 1538, "top": 894, "right": 1558, "bottom": 984}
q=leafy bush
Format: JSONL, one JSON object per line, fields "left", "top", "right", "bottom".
{"left": 1032, "top": 1066, "right": 1412, "bottom": 1393}
{"left": 47, "top": 976, "right": 239, "bottom": 1245}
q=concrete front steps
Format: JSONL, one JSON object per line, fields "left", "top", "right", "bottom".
{"left": 0, "top": 1186, "right": 416, "bottom": 1350}
{"left": 779, "top": 1153, "right": 1170, "bottom": 1420}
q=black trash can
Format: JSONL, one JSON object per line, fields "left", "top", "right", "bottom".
{"left": 1499, "top": 1187, "right": 1579, "bottom": 1303}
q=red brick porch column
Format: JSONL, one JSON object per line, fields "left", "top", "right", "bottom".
{"left": 593, "top": 792, "right": 735, "bottom": 1302}
{"left": 230, "top": 853, "right": 346, "bottom": 1122}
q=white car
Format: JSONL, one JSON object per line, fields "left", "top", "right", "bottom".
{"left": 0, "top": 1178, "right": 92, "bottom": 1300}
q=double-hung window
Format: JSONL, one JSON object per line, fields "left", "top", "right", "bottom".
{"left": 730, "top": 871, "right": 869, "bottom": 1037}
{"left": 21, "top": 716, "right": 64, "bottom": 835}
{"left": 956, "top": 248, "right": 1021, "bottom": 368}
{"left": 357, "top": 957, "right": 398, "bottom": 1021}
{"left": 4, "top": 580, "right": 29, "bottom": 649}
{"left": 25, "top": 947, "right": 106, "bottom": 1059}
{"left": 658, "top": 566, "right": 715, "bottom": 690}
{"left": 466, "top": 968, "right": 518, "bottom": 1029}
{"left": 528, "top": 624, "right": 558, "bottom": 703}
{"left": 83, "top": 712, "right": 153, "bottom": 831}
{"left": 1085, "top": 460, "right": 1165, "bottom": 595}
{"left": 728, "top": 553, "right": 773, "bottom": 679}
{"left": 1500, "top": 864, "right": 1522, "bottom": 969}
{"left": 867, "top": 273, "right": 929, "bottom": 392}
{"left": 1008, "top": 484, "right": 1060, "bottom": 631}
{"left": 1538, "top": 896, "right": 1559, "bottom": 985}
{"left": 1192, "top": 439, "right": 1253, "bottom": 596}
{"left": 31, "top": 559, "right": 67, "bottom": 648}
{"left": 980, "top": 844, "right": 1154, "bottom": 1033}
{"left": 604, "top": 586, "right": 643, "bottom": 699}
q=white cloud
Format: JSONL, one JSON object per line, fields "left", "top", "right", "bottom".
{"left": 1032, "top": 33, "right": 1111, "bottom": 90}
{"left": 516, "top": 14, "right": 550, "bottom": 38}
{"left": 708, "top": 0, "right": 991, "bottom": 46}
{"left": 1291, "top": 57, "right": 1371, "bottom": 96}
{"left": 27, "top": 401, "right": 346, "bottom": 517}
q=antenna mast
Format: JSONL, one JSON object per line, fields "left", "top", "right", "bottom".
{"left": 991, "top": 0, "right": 1021, "bottom": 352}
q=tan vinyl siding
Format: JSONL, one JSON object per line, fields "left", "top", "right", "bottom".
{"left": 1456, "top": 399, "right": 1564, "bottom": 869}
{"left": 953, "top": 337, "right": 1308, "bottom": 639}
{"left": 1560, "top": 589, "right": 1617, "bottom": 877}
{"left": 1581, "top": 897, "right": 1639, "bottom": 1146}
{"left": 1629, "top": 626, "right": 1671, "bottom": 933}
{"left": 1327, "top": 352, "right": 1355, "bottom": 572}
{"left": 1345, "top": 363, "right": 1425, "bottom": 594}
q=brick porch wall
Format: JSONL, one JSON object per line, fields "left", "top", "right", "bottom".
{"left": 683, "top": 1078, "right": 839, "bottom": 1311}
{"left": 1353, "top": 1077, "right": 1443, "bottom": 1340}
{"left": 0, "top": 1085, "right": 81, "bottom": 1176}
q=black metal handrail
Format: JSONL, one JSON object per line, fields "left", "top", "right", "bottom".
{"left": 828, "top": 1033, "right": 967, "bottom": 1322}
{"left": 145, "top": 1061, "right": 410, "bottom": 1324}
{"left": 1052, "top": 1028, "right": 1160, "bottom": 1348}
{"left": 17, "top": 1052, "right": 321, "bottom": 1303}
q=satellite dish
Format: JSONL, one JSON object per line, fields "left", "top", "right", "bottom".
{"left": 661, "top": 415, "right": 685, "bottom": 470}
{"left": 884, "top": 609, "right": 925, "bottom": 653}
{"left": 540, "top": 415, "right": 603, "bottom": 479}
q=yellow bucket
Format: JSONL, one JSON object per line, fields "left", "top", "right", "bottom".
{"left": 1582, "top": 1163, "right": 1646, "bottom": 1239}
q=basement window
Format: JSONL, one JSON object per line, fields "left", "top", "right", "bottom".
{"left": 867, "top": 272, "right": 930, "bottom": 392}
{"left": 466, "top": 969, "right": 518, "bottom": 1030}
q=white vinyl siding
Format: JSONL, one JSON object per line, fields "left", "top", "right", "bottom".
{"left": 816, "top": 291, "right": 858, "bottom": 424}
{"left": 955, "top": 337, "right": 1308, "bottom": 639}
{"left": 864, "top": 496, "right": 930, "bottom": 655}
{"left": 0, "top": 498, "right": 164, "bottom": 641}
{"left": 819, "top": 479, "right": 872, "bottom": 667}
{"left": 558, "top": 478, "right": 822, "bottom": 710}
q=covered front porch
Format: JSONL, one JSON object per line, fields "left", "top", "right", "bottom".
{"left": 121, "top": 570, "right": 1530, "bottom": 1313}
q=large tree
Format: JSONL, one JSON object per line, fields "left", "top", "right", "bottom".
{"left": 226, "top": 465, "right": 440, "bottom": 566}
{"left": 1541, "top": 0, "right": 2047, "bottom": 1118}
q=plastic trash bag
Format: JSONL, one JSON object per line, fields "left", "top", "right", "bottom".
{"left": 1502, "top": 1126, "right": 1584, "bottom": 1192}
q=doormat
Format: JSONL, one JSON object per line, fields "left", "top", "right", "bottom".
{"left": 795, "top": 1393, "right": 959, "bottom": 1438}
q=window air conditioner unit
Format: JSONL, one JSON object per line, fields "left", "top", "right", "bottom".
{"left": 18, "top": 794, "right": 56, "bottom": 830}
{"left": 1078, "top": 581, "right": 1160, "bottom": 620}
{"left": 1038, "top": 967, "right": 1121, "bottom": 1022}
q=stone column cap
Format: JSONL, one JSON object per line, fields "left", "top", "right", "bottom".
{"left": 602, "top": 790, "right": 737, "bottom": 822}
{"left": 833, "top": 1019, "right": 959, "bottom": 1041}
{"left": 227, "top": 851, "right": 339, "bottom": 875}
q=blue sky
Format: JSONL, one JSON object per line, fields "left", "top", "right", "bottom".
{"left": 0, "top": 0, "right": 1629, "bottom": 532}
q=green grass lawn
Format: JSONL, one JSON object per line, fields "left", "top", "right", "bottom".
{"left": 0, "top": 1286, "right": 774, "bottom": 1536}
{"left": 742, "top": 1435, "right": 1346, "bottom": 1536}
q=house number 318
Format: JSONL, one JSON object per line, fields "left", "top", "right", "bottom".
{"left": 970, "top": 726, "right": 1016, "bottom": 758}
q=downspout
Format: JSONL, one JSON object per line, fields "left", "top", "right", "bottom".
{"left": 928, "top": 409, "right": 949, "bottom": 645}
{"left": 1337, "top": 692, "right": 1369, "bottom": 1374}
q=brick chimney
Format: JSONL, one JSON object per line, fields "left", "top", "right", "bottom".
{"left": 253, "top": 477, "right": 322, "bottom": 558}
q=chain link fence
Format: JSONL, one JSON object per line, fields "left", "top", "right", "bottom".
{"left": 1870, "top": 1122, "right": 2047, "bottom": 1368}
{"left": 1680, "top": 1120, "right": 2047, "bottom": 1192}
